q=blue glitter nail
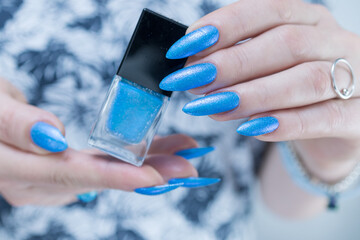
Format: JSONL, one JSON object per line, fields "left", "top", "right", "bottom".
{"left": 168, "top": 177, "right": 221, "bottom": 188}
{"left": 160, "top": 63, "right": 217, "bottom": 91}
{"left": 175, "top": 147, "right": 215, "bottom": 159}
{"left": 30, "top": 122, "right": 68, "bottom": 152}
{"left": 166, "top": 25, "right": 219, "bottom": 59}
{"left": 77, "top": 191, "right": 98, "bottom": 203}
{"left": 183, "top": 92, "right": 240, "bottom": 116}
{"left": 134, "top": 183, "right": 183, "bottom": 195}
{"left": 236, "top": 117, "right": 279, "bottom": 136}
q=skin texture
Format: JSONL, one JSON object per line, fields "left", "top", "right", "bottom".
{"left": 0, "top": 80, "right": 198, "bottom": 206}
{"left": 174, "top": 0, "right": 360, "bottom": 218}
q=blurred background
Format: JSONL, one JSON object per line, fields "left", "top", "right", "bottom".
{"left": 253, "top": 185, "right": 360, "bottom": 240}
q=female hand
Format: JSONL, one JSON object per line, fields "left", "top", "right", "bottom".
{"left": 0, "top": 78, "right": 198, "bottom": 206}
{"left": 160, "top": 0, "right": 360, "bottom": 183}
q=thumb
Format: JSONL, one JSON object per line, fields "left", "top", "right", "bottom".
{"left": 0, "top": 94, "right": 67, "bottom": 154}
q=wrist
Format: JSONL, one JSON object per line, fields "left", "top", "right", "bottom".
{"left": 293, "top": 140, "right": 359, "bottom": 183}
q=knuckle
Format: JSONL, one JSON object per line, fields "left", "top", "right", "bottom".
{"left": 268, "top": 0, "right": 293, "bottom": 23}
{"left": 0, "top": 104, "right": 16, "bottom": 141}
{"left": 98, "top": 161, "right": 117, "bottom": 189}
{"left": 306, "top": 63, "right": 330, "bottom": 100}
{"left": 325, "top": 101, "right": 345, "bottom": 133}
{"left": 294, "top": 110, "right": 306, "bottom": 138}
{"left": 277, "top": 25, "right": 309, "bottom": 61}
{"left": 315, "top": 4, "right": 332, "bottom": 18}
{"left": 230, "top": 47, "right": 251, "bottom": 79}
{"left": 49, "top": 168, "right": 76, "bottom": 187}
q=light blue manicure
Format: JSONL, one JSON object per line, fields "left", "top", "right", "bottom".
{"left": 160, "top": 63, "right": 217, "bottom": 91}
{"left": 30, "top": 122, "right": 68, "bottom": 152}
{"left": 236, "top": 116, "right": 279, "bottom": 136}
{"left": 77, "top": 191, "right": 98, "bottom": 203}
{"left": 183, "top": 92, "right": 240, "bottom": 116}
{"left": 168, "top": 177, "right": 221, "bottom": 188}
{"left": 166, "top": 25, "right": 219, "bottom": 59}
{"left": 175, "top": 147, "right": 215, "bottom": 160}
{"left": 134, "top": 183, "right": 183, "bottom": 196}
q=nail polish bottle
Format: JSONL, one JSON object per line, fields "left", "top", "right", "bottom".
{"left": 88, "top": 9, "right": 187, "bottom": 166}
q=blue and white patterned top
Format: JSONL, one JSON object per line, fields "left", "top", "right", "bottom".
{"left": 0, "top": 0, "right": 324, "bottom": 239}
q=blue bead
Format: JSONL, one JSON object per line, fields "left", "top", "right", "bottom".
{"left": 159, "top": 63, "right": 217, "bottom": 91}
{"left": 166, "top": 25, "right": 219, "bottom": 59}
{"left": 106, "top": 79, "right": 164, "bottom": 144}
{"left": 183, "top": 92, "right": 240, "bottom": 116}
{"left": 175, "top": 147, "right": 215, "bottom": 160}
{"left": 236, "top": 117, "right": 279, "bottom": 136}
{"left": 327, "top": 196, "right": 338, "bottom": 210}
{"left": 30, "top": 122, "right": 68, "bottom": 152}
{"left": 77, "top": 191, "right": 98, "bottom": 203}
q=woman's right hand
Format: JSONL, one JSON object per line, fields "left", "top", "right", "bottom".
{"left": 0, "top": 78, "right": 198, "bottom": 206}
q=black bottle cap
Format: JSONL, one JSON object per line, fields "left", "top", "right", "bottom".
{"left": 116, "top": 9, "right": 188, "bottom": 97}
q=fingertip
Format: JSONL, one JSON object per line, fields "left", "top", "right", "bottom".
{"left": 30, "top": 121, "right": 68, "bottom": 153}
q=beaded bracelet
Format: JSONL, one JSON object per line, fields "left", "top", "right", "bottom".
{"left": 277, "top": 142, "right": 360, "bottom": 210}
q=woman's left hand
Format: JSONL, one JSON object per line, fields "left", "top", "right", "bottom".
{"left": 161, "top": 0, "right": 360, "bottom": 182}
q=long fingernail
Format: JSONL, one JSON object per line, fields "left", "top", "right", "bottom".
{"left": 160, "top": 63, "right": 217, "bottom": 91}
{"left": 236, "top": 116, "right": 279, "bottom": 136}
{"left": 30, "top": 122, "right": 68, "bottom": 152}
{"left": 166, "top": 25, "right": 219, "bottom": 59}
{"left": 183, "top": 92, "right": 239, "bottom": 116}
{"left": 77, "top": 191, "right": 98, "bottom": 203}
{"left": 134, "top": 183, "right": 183, "bottom": 195}
{"left": 168, "top": 177, "right": 221, "bottom": 188}
{"left": 175, "top": 147, "right": 215, "bottom": 160}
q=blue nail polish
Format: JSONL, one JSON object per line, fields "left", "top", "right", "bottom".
{"left": 183, "top": 92, "right": 239, "bottom": 116}
{"left": 88, "top": 10, "right": 188, "bottom": 166}
{"left": 30, "top": 122, "right": 67, "bottom": 152}
{"left": 134, "top": 183, "right": 183, "bottom": 195}
{"left": 175, "top": 147, "right": 214, "bottom": 159}
{"left": 236, "top": 116, "right": 279, "bottom": 136}
{"left": 160, "top": 63, "right": 217, "bottom": 91}
{"left": 168, "top": 177, "right": 221, "bottom": 188}
{"left": 166, "top": 25, "right": 219, "bottom": 59}
{"left": 77, "top": 191, "right": 98, "bottom": 203}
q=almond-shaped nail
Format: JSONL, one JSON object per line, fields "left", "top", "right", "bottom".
{"left": 168, "top": 177, "right": 221, "bottom": 188}
{"left": 160, "top": 63, "right": 217, "bottom": 91}
{"left": 236, "top": 116, "right": 279, "bottom": 136}
{"left": 183, "top": 92, "right": 239, "bottom": 116}
{"left": 175, "top": 147, "right": 215, "bottom": 160}
{"left": 77, "top": 191, "right": 98, "bottom": 203}
{"left": 134, "top": 183, "right": 183, "bottom": 196}
{"left": 30, "top": 122, "right": 68, "bottom": 152}
{"left": 166, "top": 25, "right": 219, "bottom": 59}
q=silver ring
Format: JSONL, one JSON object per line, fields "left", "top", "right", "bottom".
{"left": 331, "top": 58, "right": 356, "bottom": 100}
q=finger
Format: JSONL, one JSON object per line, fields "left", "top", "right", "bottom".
{"left": 186, "top": 0, "right": 320, "bottom": 57}
{"left": 1, "top": 185, "right": 77, "bottom": 206}
{"left": 188, "top": 25, "right": 346, "bottom": 95}
{"left": 242, "top": 98, "right": 360, "bottom": 141}
{"left": 0, "top": 78, "right": 27, "bottom": 102}
{"left": 0, "top": 95, "right": 67, "bottom": 154}
{"left": 0, "top": 145, "right": 197, "bottom": 191}
{"left": 210, "top": 61, "right": 359, "bottom": 121}
{"left": 148, "top": 134, "right": 199, "bottom": 155}
{"left": 145, "top": 154, "right": 198, "bottom": 181}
